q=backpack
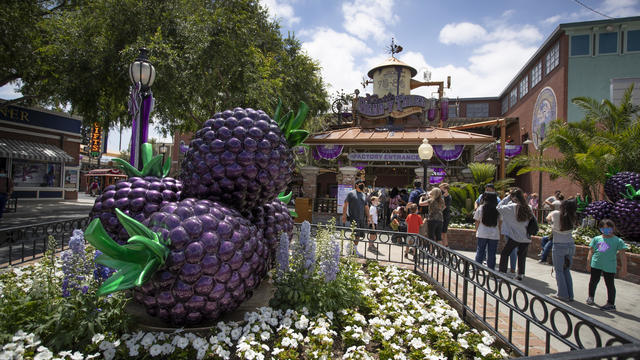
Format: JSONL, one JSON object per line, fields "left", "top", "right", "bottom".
{"left": 527, "top": 216, "right": 539, "bottom": 237}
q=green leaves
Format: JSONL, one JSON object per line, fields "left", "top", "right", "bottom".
{"left": 274, "top": 100, "right": 310, "bottom": 147}
{"left": 621, "top": 184, "right": 640, "bottom": 200}
{"left": 112, "top": 142, "right": 170, "bottom": 178}
{"left": 84, "top": 209, "right": 169, "bottom": 296}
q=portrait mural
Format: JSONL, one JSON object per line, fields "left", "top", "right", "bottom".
{"left": 531, "top": 86, "right": 557, "bottom": 149}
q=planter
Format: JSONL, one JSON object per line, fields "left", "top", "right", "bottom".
{"left": 447, "top": 228, "right": 640, "bottom": 284}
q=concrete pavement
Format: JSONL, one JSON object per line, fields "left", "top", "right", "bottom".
{"left": 0, "top": 193, "right": 94, "bottom": 230}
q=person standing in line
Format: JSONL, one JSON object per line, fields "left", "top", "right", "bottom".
{"left": 404, "top": 203, "right": 423, "bottom": 258}
{"left": 399, "top": 189, "right": 409, "bottom": 206}
{"left": 474, "top": 192, "right": 501, "bottom": 269}
{"left": 408, "top": 181, "right": 424, "bottom": 205}
{"left": 550, "top": 198, "right": 578, "bottom": 301}
{"left": 0, "top": 168, "right": 14, "bottom": 220}
{"left": 528, "top": 193, "right": 539, "bottom": 210}
{"left": 439, "top": 183, "right": 452, "bottom": 247}
{"left": 474, "top": 183, "right": 501, "bottom": 210}
{"left": 586, "top": 219, "right": 628, "bottom": 311}
{"left": 368, "top": 196, "right": 380, "bottom": 253}
{"left": 378, "top": 189, "right": 388, "bottom": 229}
{"left": 419, "top": 187, "right": 446, "bottom": 243}
{"left": 390, "top": 206, "right": 407, "bottom": 244}
{"left": 497, "top": 188, "right": 534, "bottom": 281}
{"left": 342, "top": 179, "right": 372, "bottom": 257}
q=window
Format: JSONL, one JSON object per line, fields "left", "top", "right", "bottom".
{"left": 519, "top": 77, "right": 529, "bottom": 98}
{"left": 448, "top": 104, "right": 458, "bottom": 118}
{"left": 466, "top": 103, "right": 489, "bottom": 117}
{"left": 509, "top": 88, "right": 518, "bottom": 108}
{"left": 599, "top": 32, "right": 618, "bottom": 54}
{"left": 545, "top": 43, "right": 559, "bottom": 74}
{"left": 571, "top": 34, "right": 590, "bottom": 56}
{"left": 531, "top": 62, "right": 542, "bottom": 87}
{"left": 11, "top": 160, "right": 61, "bottom": 188}
{"left": 627, "top": 30, "right": 640, "bottom": 52}
{"left": 501, "top": 97, "right": 508, "bottom": 114}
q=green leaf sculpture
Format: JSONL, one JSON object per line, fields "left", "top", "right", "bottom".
{"left": 85, "top": 208, "right": 170, "bottom": 295}
{"left": 273, "top": 100, "right": 310, "bottom": 148}
{"left": 621, "top": 184, "right": 640, "bottom": 200}
{"left": 576, "top": 195, "right": 589, "bottom": 213}
{"left": 278, "top": 191, "right": 297, "bottom": 217}
{"left": 112, "top": 143, "right": 172, "bottom": 178}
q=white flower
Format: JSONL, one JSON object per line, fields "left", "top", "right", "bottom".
{"left": 477, "top": 343, "right": 492, "bottom": 357}
{"left": 103, "top": 348, "right": 116, "bottom": 360}
{"left": 409, "top": 337, "right": 425, "bottom": 349}
{"left": 85, "top": 353, "right": 101, "bottom": 359}
{"left": 231, "top": 327, "right": 243, "bottom": 340}
{"left": 260, "top": 331, "right": 270, "bottom": 341}
{"left": 140, "top": 333, "right": 156, "bottom": 348}
{"left": 482, "top": 332, "right": 495, "bottom": 346}
{"left": 459, "top": 338, "right": 469, "bottom": 349}
{"left": 69, "top": 352, "right": 84, "bottom": 360}
{"left": 98, "top": 340, "right": 113, "bottom": 351}
{"left": 91, "top": 334, "right": 105, "bottom": 344}
{"left": 295, "top": 315, "right": 309, "bottom": 330}
{"left": 173, "top": 335, "right": 189, "bottom": 349}
{"left": 128, "top": 344, "right": 140, "bottom": 357}
{"left": 197, "top": 348, "right": 207, "bottom": 360}
{"left": 34, "top": 346, "right": 53, "bottom": 360}
{"left": 272, "top": 347, "right": 284, "bottom": 355}
{"left": 149, "top": 344, "right": 163, "bottom": 357}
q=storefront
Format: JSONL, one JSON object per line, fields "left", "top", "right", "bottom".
{"left": 0, "top": 104, "right": 81, "bottom": 200}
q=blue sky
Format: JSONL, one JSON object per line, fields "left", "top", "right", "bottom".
{"left": 2, "top": 0, "right": 640, "bottom": 152}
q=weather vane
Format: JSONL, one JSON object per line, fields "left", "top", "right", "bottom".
{"left": 387, "top": 37, "right": 403, "bottom": 58}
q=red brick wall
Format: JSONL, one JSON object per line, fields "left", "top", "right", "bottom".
{"left": 447, "top": 228, "right": 640, "bottom": 283}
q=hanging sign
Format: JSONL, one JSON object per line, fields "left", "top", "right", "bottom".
{"left": 429, "top": 168, "right": 446, "bottom": 184}
{"left": 314, "top": 145, "right": 343, "bottom": 160}
{"left": 89, "top": 123, "right": 102, "bottom": 157}
{"left": 496, "top": 144, "right": 523, "bottom": 158}
{"left": 337, "top": 185, "right": 353, "bottom": 215}
{"left": 348, "top": 152, "right": 421, "bottom": 162}
{"left": 433, "top": 144, "right": 464, "bottom": 161}
{"left": 357, "top": 94, "right": 427, "bottom": 118}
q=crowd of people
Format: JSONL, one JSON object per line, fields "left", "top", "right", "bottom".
{"left": 341, "top": 180, "right": 629, "bottom": 312}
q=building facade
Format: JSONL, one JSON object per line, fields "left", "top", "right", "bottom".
{"left": 0, "top": 104, "right": 82, "bottom": 200}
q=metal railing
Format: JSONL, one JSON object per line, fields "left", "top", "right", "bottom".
{"left": 0, "top": 217, "right": 91, "bottom": 268}
{"left": 313, "top": 198, "right": 337, "bottom": 214}
{"left": 293, "top": 223, "right": 640, "bottom": 358}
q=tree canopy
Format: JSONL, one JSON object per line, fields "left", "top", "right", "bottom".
{"left": 1, "top": 0, "right": 329, "bottom": 133}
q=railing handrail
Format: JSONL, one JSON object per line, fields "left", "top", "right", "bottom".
{"left": 294, "top": 223, "right": 639, "bottom": 357}
{"left": 0, "top": 216, "right": 91, "bottom": 233}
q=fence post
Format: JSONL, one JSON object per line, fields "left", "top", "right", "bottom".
{"left": 462, "top": 259, "right": 469, "bottom": 320}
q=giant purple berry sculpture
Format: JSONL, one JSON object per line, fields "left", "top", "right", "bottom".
{"left": 90, "top": 143, "right": 182, "bottom": 243}
{"left": 244, "top": 196, "right": 294, "bottom": 261}
{"left": 605, "top": 171, "right": 640, "bottom": 203}
{"left": 86, "top": 199, "right": 269, "bottom": 325}
{"left": 583, "top": 200, "right": 614, "bottom": 221}
{"left": 180, "top": 102, "right": 309, "bottom": 210}
{"left": 611, "top": 185, "right": 640, "bottom": 242}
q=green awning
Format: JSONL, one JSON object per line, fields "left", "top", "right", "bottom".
{"left": 0, "top": 138, "right": 74, "bottom": 163}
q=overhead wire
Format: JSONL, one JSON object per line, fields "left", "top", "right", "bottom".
{"left": 572, "top": 0, "right": 614, "bottom": 19}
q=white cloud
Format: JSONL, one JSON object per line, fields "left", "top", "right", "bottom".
{"left": 600, "top": 0, "right": 640, "bottom": 17}
{"left": 439, "top": 22, "right": 488, "bottom": 45}
{"left": 300, "top": 27, "right": 372, "bottom": 94}
{"left": 487, "top": 25, "right": 543, "bottom": 43}
{"left": 260, "top": 0, "right": 300, "bottom": 26}
{"left": 542, "top": 14, "right": 563, "bottom": 25}
{"left": 342, "top": 0, "right": 398, "bottom": 42}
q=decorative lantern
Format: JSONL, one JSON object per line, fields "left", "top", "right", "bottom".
{"left": 129, "top": 48, "right": 156, "bottom": 90}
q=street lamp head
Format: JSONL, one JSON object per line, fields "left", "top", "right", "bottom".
{"left": 418, "top": 138, "right": 434, "bottom": 160}
{"left": 159, "top": 143, "right": 168, "bottom": 154}
{"left": 129, "top": 48, "right": 156, "bottom": 90}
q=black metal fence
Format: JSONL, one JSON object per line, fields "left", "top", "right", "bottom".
{"left": 0, "top": 217, "right": 91, "bottom": 268}
{"left": 293, "top": 223, "right": 640, "bottom": 359}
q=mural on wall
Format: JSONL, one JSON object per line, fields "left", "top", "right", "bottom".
{"left": 531, "top": 86, "right": 557, "bottom": 149}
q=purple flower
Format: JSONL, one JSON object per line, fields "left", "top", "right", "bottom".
{"left": 319, "top": 240, "right": 340, "bottom": 282}
{"left": 93, "top": 250, "right": 115, "bottom": 282}
{"left": 276, "top": 233, "right": 290, "bottom": 278}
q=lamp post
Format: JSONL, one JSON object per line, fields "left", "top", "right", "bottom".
{"left": 129, "top": 48, "right": 156, "bottom": 170}
{"left": 159, "top": 143, "right": 168, "bottom": 168}
{"left": 418, "top": 139, "right": 434, "bottom": 189}
{"left": 524, "top": 132, "right": 544, "bottom": 220}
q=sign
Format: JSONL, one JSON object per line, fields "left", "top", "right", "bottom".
{"left": 64, "top": 168, "right": 78, "bottom": 189}
{"left": 358, "top": 94, "right": 427, "bottom": 117}
{"left": 348, "top": 152, "right": 421, "bottom": 162}
{"left": 89, "top": 123, "right": 102, "bottom": 157}
{"left": 0, "top": 105, "right": 81, "bottom": 134}
{"left": 532, "top": 87, "right": 557, "bottom": 149}
{"left": 337, "top": 185, "right": 353, "bottom": 215}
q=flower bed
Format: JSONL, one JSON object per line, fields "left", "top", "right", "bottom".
{"left": 1, "top": 226, "right": 509, "bottom": 359}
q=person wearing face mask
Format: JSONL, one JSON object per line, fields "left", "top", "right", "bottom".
{"left": 0, "top": 168, "right": 14, "bottom": 220}
{"left": 586, "top": 219, "right": 628, "bottom": 311}
{"left": 342, "top": 179, "right": 372, "bottom": 257}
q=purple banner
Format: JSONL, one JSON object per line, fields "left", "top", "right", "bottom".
{"left": 315, "top": 144, "right": 343, "bottom": 159}
{"left": 433, "top": 144, "right": 464, "bottom": 161}
{"left": 496, "top": 144, "right": 523, "bottom": 158}
{"left": 429, "top": 167, "right": 446, "bottom": 184}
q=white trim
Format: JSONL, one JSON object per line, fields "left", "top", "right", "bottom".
{"left": 0, "top": 126, "right": 61, "bottom": 139}
{"left": 0, "top": 119, "right": 81, "bottom": 137}
{"left": 65, "top": 137, "right": 82, "bottom": 143}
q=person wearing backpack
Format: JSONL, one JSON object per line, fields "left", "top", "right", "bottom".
{"left": 497, "top": 188, "right": 535, "bottom": 281}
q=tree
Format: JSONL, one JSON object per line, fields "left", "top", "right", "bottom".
{"left": 2, "top": 0, "right": 329, "bottom": 132}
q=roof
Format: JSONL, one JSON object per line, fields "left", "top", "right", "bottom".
{"left": 367, "top": 57, "right": 418, "bottom": 78}
{"left": 305, "top": 127, "right": 495, "bottom": 146}
{"left": 0, "top": 138, "right": 74, "bottom": 163}
{"left": 445, "top": 117, "right": 518, "bottom": 128}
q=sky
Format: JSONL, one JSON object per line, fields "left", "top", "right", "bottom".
{"left": 2, "top": 0, "right": 639, "bottom": 153}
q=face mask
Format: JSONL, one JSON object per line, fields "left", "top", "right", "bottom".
{"left": 600, "top": 227, "right": 613, "bottom": 236}
{"left": 358, "top": 184, "right": 364, "bottom": 191}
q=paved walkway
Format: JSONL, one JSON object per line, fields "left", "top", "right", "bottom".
{"left": 0, "top": 193, "right": 94, "bottom": 230}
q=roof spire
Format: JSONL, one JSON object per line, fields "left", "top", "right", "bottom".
{"left": 387, "top": 37, "right": 403, "bottom": 58}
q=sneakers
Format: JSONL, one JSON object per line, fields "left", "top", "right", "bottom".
{"left": 506, "top": 272, "right": 516, "bottom": 279}
{"left": 515, "top": 274, "right": 524, "bottom": 281}
{"left": 600, "top": 303, "right": 616, "bottom": 311}
{"left": 586, "top": 297, "right": 595, "bottom": 305}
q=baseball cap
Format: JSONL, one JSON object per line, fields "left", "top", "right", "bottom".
{"left": 485, "top": 183, "right": 495, "bottom": 189}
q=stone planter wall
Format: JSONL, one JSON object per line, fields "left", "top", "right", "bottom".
{"left": 447, "top": 228, "right": 640, "bottom": 284}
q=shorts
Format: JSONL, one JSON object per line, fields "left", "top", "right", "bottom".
{"left": 442, "top": 216, "right": 450, "bottom": 233}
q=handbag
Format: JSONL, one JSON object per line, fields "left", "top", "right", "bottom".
{"left": 527, "top": 216, "right": 539, "bottom": 237}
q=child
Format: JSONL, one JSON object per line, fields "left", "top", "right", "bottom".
{"left": 368, "top": 196, "right": 379, "bottom": 252}
{"left": 404, "top": 202, "right": 423, "bottom": 258}
{"left": 390, "top": 206, "right": 407, "bottom": 244}
{"left": 586, "top": 219, "right": 628, "bottom": 311}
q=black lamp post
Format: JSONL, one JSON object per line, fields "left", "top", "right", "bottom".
{"left": 418, "top": 139, "right": 434, "bottom": 190}
{"left": 159, "top": 143, "right": 168, "bottom": 168}
{"left": 129, "top": 48, "right": 156, "bottom": 170}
